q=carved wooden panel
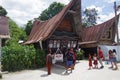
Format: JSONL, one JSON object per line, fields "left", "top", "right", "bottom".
{"left": 57, "top": 18, "right": 72, "bottom": 32}
{"left": 101, "top": 28, "right": 112, "bottom": 40}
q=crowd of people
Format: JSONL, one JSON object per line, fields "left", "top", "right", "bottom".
{"left": 88, "top": 47, "right": 118, "bottom": 70}
{"left": 46, "top": 47, "right": 76, "bottom": 75}
{"left": 46, "top": 47, "right": 119, "bottom": 75}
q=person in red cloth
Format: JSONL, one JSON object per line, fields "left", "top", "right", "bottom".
{"left": 93, "top": 53, "right": 98, "bottom": 69}
{"left": 46, "top": 50, "right": 52, "bottom": 75}
{"left": 88, "top": 54, "right": 92, "bottom": 70}
{"left": 70, "top": 48, "right": 76, "bottom": 70}
{"left": 98, "top": 47, "right": 104, "bottom": 69}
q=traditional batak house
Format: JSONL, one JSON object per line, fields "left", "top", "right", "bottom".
{"left": 25, "top": 0, "right": 82, "bottom": 62}
{"left": 25, "top": 0, "right": 82, "bottom": 59}
{"left": 79, "top": 14, "right": 120, "bottom": 57}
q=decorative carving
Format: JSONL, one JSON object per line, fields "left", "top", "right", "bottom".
{"left": 101, "top": 28, "right": 112, "bottom": 40}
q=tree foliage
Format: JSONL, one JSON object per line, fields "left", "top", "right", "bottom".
{"left": 2, "top": 44, "right": 36, "bottom": 71}
{"left": 25, "top": 2, "right": 65, "bottom": 36}
{"left": 5, "top": 18, "right": 27, "bottom": 46}
{"left": 25, "top": 20, "right": 33, "bottom": 36}
{"left": 38, "top": 2, "right": 65, "bottom": 20}
{"left": 2, "top": 18, "right": 46, "bottom": 71}
{"left": 82, "top": 8, "right": 99, "bottom": 27}
{"left": 0, "top": 6, "right": 7, "bottom": 16}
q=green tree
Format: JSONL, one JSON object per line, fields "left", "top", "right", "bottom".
{"left": 82, "top": 8, "right": 99, "bottom": 27}
{"left": 0, "top": 6, "right": 7, "bottom": 16}
{"left": 6, "top": 18, "right": 27, "bottom": 46}
{"left": 2, "top": 18, "right": 46, "bottom": 71}
{"left": 24, "top": 2, "right": 65, "bottom": 36}
{"left": 25, "top": 20, "right": 33, "bottom": 36}
{"left": 38, "top": 2, "right": 65, "bottom": 20}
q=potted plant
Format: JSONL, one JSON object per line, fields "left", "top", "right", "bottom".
{"left": 76, "top": 49, "right": 84, "bottom": 61}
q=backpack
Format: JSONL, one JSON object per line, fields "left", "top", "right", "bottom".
{"left": 66, "top": 52, "right": 73, "bottom": 61}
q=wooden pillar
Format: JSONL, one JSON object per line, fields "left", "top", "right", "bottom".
{"left": 114, "top": 2, "right": 119, "bottom": 43}
{"left": 39, "top": 40, "right": 43, "bottom": 50}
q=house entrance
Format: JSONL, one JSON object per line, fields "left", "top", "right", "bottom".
{"left": 48, "top": 39, "right": 78, "bottom": 63}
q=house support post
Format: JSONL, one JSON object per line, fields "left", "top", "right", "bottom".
{"left": 39, "top": 40, "right": 43, "bottom": 50}
{"left": 114, "top": 2, "right": 119, "bottom": 43}
{"left": 0, "top": 38, "right": 2, "bottom": 78}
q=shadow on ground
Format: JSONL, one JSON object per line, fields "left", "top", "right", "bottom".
{"left": 40, "top": 61, "right": 80, "bottom": 77}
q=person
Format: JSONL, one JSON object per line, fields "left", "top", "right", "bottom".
{"left": 93, "top": 53, "right": 98, "bottom": 69}
{"left": 46, "top": 50, "right": 53, "bottom": 75}
{"left": 98, "top": 47, "right": 104, "bottom": 69}
{"left": 88, "top": 54, "right": 92, "bottom": 70}
{"left": 108, "top": 50, "right": 113, "bottom": 68}
{"left": 70, "top": 48, "right": 76, "bottom": 70}
{"left": 112, "top": 49, "right": 118, "bottom": 70}
{"left": 65, "top": 49, "right": 73, "bottom": 73}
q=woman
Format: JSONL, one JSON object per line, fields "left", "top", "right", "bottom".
{"left": 46, "top": 50, "right": 53, "bottom": 75}
{"left": 108, "top": 50, "right": 113, "bottom": 68}
{"left": 112, "top": 49, "right": 118, "bottom": 70}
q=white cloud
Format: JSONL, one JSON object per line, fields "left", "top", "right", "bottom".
{"left": 97, "top": 12, "right": 115, "bottom": 24}
{"left": 0, "top": 0, "right": 70, "bottom": 26}
{"left": 85, "top": 5, "right": 103, "bottom": 14}
{"left": 54, "top": 0, "right": 70, "bottom": 4}
{"left": 104, "top": 0, "right": 116, "bottom": 3}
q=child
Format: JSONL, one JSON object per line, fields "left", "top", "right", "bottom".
{"left": 93, "top": 53, "right": 98, "bottom": 69}
{"left": 109, "top": 50, "right": 113, "bottom": 68}
{"left": 88, "top": 54, "right": 92, "bottom": 70}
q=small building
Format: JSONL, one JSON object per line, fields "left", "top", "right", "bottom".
{"left": 0, "top": 16, "right": 10, "bottom": 45}
{"left": 0, "top": 16, "right": 10, "bottom": 77}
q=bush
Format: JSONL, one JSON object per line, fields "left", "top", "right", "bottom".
{"left": 2, "top": 43, "right": 46, "bottom": 72}
{"left": 76, "top": 49, "right": 84, "bottom": 60}
{"left": 35, "top": 49, "right": 46, "bottom": 68}
{"left": 1, "top": 44, "right": 36, "bottom": 72}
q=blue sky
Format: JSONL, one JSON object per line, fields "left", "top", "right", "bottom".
{"left": 82, "top": 0, "right": 120, "bottom": 23}
{"left": 0, "top": 0, "right": 119, "bottom": 26}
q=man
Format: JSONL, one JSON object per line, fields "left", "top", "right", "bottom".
{"left": 46, "top": 50, "right": 52, "bottom": 75}
{"left": 65, "top": 49, "right": 73, "bottom": 73}
{"left": 98, "top": 47, "right": 104, "bottom": 69}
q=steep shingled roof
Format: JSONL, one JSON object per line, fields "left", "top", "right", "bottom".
{"left": 0, "top": 16, "right": 10, "bottom": 39}
{"left": 80, "top": 14, "right": 119, "bottom": 44}
{"left": 25, "top": 0, "right": 81, "bottom": 44}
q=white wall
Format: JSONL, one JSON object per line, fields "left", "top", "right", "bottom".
{"left": 100, "top": 45, "right": 120, "bottom": 62}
